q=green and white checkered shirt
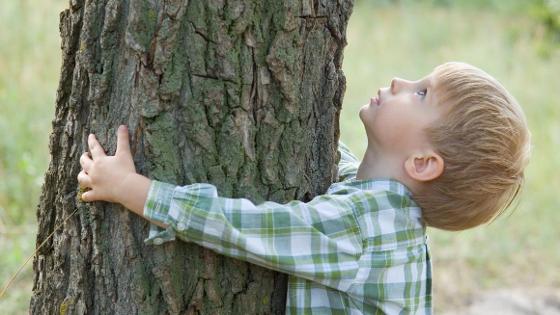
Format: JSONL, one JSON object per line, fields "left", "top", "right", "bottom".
{"left": 144, "top": 142, "right": 432, "bottom": 314}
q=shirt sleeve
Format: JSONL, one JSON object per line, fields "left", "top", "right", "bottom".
{"left": 337, "top": 141, "right": 360, "bottom": 182}
{"left": 143, "top": 180, "right": 364, "bottom": 292}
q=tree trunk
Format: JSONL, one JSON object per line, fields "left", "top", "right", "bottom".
{"left": 31, "top": 0, "right": 353, "bottom": 314}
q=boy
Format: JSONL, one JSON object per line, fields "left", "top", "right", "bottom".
{"left": 77, "top": 62, "right": 531, "bottom": 314}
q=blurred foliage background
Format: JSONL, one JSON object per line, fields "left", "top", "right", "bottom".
{"left": 1, "top": 0, "right": 558, "bottom": 313}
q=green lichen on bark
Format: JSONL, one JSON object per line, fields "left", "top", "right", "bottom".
{"left": 143, "top": 112, "right": 183, "bottom": 184}
{"left": 126, "top": 0, "right": 158, "bottom": 53}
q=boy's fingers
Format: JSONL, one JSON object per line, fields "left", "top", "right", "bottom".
{"left": 77, "top": 170, "right": 92, "bottom": 188}
{"left": 79, "top": 152, "right": 93, "bottom": 173}
{"left": 81, "top": 190, "right": 98, "bottom": 202}
{"left": 115, "top": 125, "right": 131, "bottom": 157}
{"left": 88, "top": 134, "right": 106, "bottom": 159}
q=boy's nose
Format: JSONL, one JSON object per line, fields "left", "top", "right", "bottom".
{"left": 390, "top": 78, "right": 399, "bottom": 94}
{"left": 390, "top": 77, "right": 412, "bottom": 94}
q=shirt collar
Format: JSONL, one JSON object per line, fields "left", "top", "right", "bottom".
{"left": 341, "top": 176, "right": 414, "bottom": 198}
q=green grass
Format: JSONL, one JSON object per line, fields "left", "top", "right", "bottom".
{"left": 0, "top": 0, "right": 64, "bottom": 225}
{"left": 0, "top": 0, "right": 65, "bottom": 313}
{"left": 1, "top": 0, "right": 559, "bottom": 313}
{"left": 341, "top": 1, "right": 560, "bottom": 310}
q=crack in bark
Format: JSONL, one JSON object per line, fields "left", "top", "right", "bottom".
{"left": 189, "top": 21, "right": 218, "bottom": 44}
{"left": 192, "top": 73, "right": 237, "bottom": 84}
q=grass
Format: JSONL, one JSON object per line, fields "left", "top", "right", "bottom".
{"left": 1, "top": 0, "right": 558, "bottom": 313}
{"left": 0, "top": 0, "right": 66, "bottom": 313}
{"left": 0, "top": 0, "right": 64, "bottom": 225}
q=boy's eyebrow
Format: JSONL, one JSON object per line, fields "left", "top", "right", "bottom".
{"left": 428, "top": 77, "right": 447, "bottom": 108}
{"left": 425, "top": 73, "right": 436, "bottom": 86}
{"left": 419, "top": 74, "right": 433, "bottom": 86}
{"left": 427, "top": 72, "right": 441, "bottom": 89}
{"left": 426, "top": 77, "right": 438, "bottom": 104}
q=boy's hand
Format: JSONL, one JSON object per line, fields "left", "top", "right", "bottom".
{"left": 77, "top": 125, "right": 137, "bottom": 204}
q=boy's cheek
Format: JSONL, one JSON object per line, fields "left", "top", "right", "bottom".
{"left": 372, "top": 115, "right": 413, "bottom": 150}
{"left": 360, "top": 105, "right": 413, "bottom": 150}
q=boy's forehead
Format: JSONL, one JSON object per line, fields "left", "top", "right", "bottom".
{"left": 426, "top": 68, "right": 441, "bottom": 84}
{"left": 426, "top": 70, "right": 447, "bottom": 107}
{"left": 426, "top": 69, "right": 444, "bottom": 92}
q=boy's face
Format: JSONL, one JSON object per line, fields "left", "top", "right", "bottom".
{"left": 359, "top": 70, "right": 444, "bottom": 156}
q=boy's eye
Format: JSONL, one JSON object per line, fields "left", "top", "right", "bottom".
{"left": 415, "top": 88, "right": 428, "bottom": 98}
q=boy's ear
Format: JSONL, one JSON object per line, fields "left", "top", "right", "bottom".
{"left": 404, "top": 151, "right": 444, "bottom": 182}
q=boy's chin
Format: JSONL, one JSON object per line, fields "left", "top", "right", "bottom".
{"left": 358, "top": 107, "right": 365, "bottom": 122}
{"left": 358, "top": 104, "right": 373, "bottom": 120}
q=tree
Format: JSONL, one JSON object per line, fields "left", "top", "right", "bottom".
{"left": 31, "top": 0, "right": 354, "bottom": 313}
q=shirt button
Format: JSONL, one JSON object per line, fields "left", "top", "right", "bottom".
{"left": 153, "top": 238, "right": 164, "bottom": 245}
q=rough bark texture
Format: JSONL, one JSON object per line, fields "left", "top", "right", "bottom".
{"left": 31, "top": 0, "right": 354, "bottom": 314}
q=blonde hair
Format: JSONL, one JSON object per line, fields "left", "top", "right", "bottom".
{"left": 413, "top": 62, "right": 531, "bottom": 231}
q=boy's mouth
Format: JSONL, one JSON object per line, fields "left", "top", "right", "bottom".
{"left": 370, "top": 89, "right": 382, "bottom": 106}
{"left": 370, "top": 96, "right": 380, "bottom": 106}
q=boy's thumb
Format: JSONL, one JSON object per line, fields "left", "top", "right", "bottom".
{"left": 81, "top": 190, "right": 97, "bottom": 202}
{"left": 116, "top": 125, "right": 131, "bottom": 156}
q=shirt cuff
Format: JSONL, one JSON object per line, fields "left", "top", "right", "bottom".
{"left": 143, "top": 180, "right": 177, "bottom": 245}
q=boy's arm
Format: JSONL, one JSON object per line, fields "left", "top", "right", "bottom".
{"left": 143, "top": 180, "right": 364, "bottom": 292}
{"left": 337, "top": 141, "right": 360, "bottom": 182}
{"left": 77, "top": 127, "right": 363, "bottom": 291}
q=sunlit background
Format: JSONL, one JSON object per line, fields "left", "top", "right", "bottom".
{"left": 1, "top": 0, "right": 559, "bottom": 313}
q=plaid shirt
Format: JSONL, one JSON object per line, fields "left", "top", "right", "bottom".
{"left": 144, "top": 142, "right": 432, "bottom": 314}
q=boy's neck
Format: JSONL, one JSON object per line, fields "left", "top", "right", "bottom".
{"left": 356, "top": 145, "right": 412, "bottom": 189}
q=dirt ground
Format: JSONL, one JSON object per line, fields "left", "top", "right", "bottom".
{"left": 441, "top": 288, "right": 560, "bottom": 315}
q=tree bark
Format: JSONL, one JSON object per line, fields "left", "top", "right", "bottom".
{"left": 31, "top": 0, "right": 353, "bottom": 314}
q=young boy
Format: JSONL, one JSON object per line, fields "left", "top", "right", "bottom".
{"left": 77, "top": 62, "right": 531, "bottom": 314}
